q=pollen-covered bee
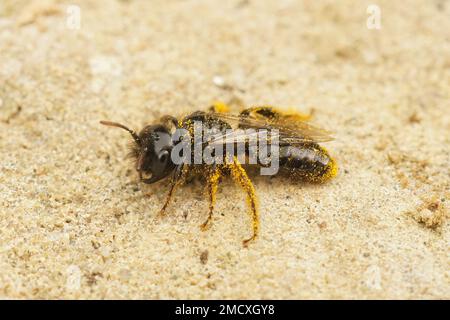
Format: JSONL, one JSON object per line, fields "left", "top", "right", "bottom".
{"left": 100, "top": 102, "right": 338, "bottom": 246}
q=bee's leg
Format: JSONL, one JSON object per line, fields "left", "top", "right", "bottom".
{"left": 209, "top": 101, "right": 230, "bottom": 113}
{"left": 228, "top": 158, "right": 259, "bottom": 247}
{"left": 158, "top": 165, "right": 186, "bottom": 217}
{"left": 282, "top": 109, "right": 312, "bottom": 121}
{"left": 240, "top": 106, "right": 312, "bottom": 121}
{"left": 200, "top": 166, "right": 222, "bottom": 231}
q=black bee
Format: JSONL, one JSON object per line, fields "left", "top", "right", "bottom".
{"left": 100, "top": 102, "right": 337, "bottom": 246}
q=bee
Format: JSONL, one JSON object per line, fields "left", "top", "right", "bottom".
{"left": 100, "top": 102, "right": 338, "bottom": 246}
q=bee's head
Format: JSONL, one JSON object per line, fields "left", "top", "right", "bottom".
{"left": 100, "top": 120, "right": 175, "bottom": 184}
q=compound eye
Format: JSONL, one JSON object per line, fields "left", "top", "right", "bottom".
{"left": 159, "top": 150, "right": 170, "bottom": 163}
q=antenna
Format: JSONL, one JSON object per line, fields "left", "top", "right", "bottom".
{"left": 100, "top": 120, "right": 140, "bottom": 145}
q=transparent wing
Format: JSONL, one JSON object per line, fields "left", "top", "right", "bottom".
{"left": 206, "top": 111, "right": 334, "bottom": 146}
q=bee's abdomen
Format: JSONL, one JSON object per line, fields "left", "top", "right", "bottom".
{"left": 278, "top": 143, "right": 337, "bottom": 183}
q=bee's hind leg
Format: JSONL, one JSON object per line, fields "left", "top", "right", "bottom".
{"left": 200, "top": 166, "right": 222, "bottom": 231}
{"left": 209, "top": 101, "right": 231, "bottom": 113}
{"left": 282, "top": 108, "right": 313, "bottom": 121}
{"left": 228, "top": 158, "right": 259, "bottom": 247}
{"left": 240, "top": 106, "right": 312, "bottom": 121}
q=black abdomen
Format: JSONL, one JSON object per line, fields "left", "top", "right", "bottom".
{"left": 278, "top": 143, "right": 337, "bottom": 183}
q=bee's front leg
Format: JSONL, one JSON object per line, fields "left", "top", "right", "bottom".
{"left": 158, "top": 164, "right": 187, "bottom": 217}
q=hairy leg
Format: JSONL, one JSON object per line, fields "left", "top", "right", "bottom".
{"left": 240, "top": 106, "right": 312, "bottom": 122}
{"left": 228, "top": 158, "right": 259, "bottom": 247}
{"left": 200, "top": 166, "right": 222, "bottom": 231}
{"left": 158, "top": 164, "right": 187, "bottom": 217}
{"left": 209, "top": 101, "right": 231, "bottom": 113}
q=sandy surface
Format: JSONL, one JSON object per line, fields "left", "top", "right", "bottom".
{"left": 0, "top": 0, "right": 449, "bottom": 299}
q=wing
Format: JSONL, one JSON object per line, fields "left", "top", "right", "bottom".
{"left": 206, "top": 111, "right": 334, "bottom": 146}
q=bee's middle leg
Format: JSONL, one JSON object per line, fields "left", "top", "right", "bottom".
{"left": 200, "top": 166, "right": 222, "bottom": 231}
{"left": 228, "top": 158, "right": 259, "bottom": 247}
